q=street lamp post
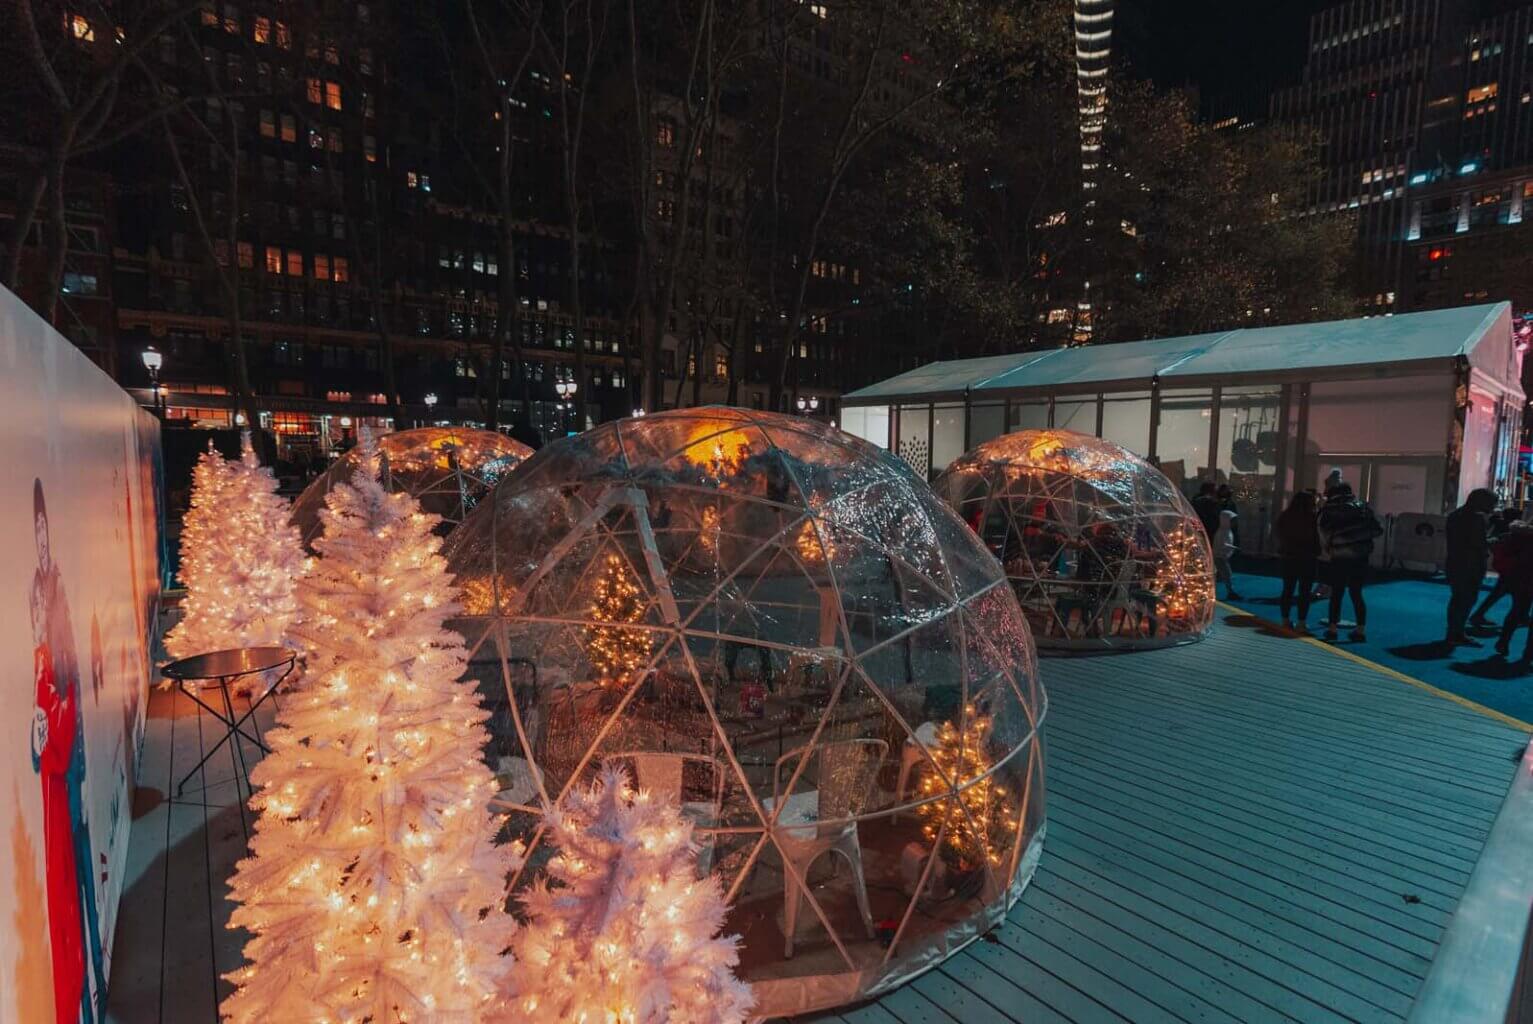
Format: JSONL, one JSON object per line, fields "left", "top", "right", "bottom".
{"left": 554, "top": 374, "right": 578, "bottom": 434}
{"left": 141, "top": 346, "right": 165, "bottom": 415}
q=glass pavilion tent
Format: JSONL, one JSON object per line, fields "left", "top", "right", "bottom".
{"left": 444, "top": 408, "right": 1046, "bottom": 1017}
{"left": 937, "top": 430, "right": 1215, "bottom": 650}
{"left": 841, "top": 303, "right": 1526, "bottom": 553}
{"left": 289, "top": 427, "right": 532, "bottom": 550}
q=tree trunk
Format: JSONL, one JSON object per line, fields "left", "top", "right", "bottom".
{"left": 2, "top": 162, "right": 46, "bottom": 292}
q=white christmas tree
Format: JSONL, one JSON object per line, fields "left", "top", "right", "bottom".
{"left": 165, "top": 433, "right": 304, "bottom": 662}
{"left": 509, "top": 768, "right": 753, "bottom": 1024}
{"left": 222, "top": 431, "right": 520, "bottom": 1024}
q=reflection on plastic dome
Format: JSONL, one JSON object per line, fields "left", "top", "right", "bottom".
{"left": 937, "top": 429, "right": 1215, "bottom": 651}
{"left": 444, "top": 407, "right": 1046, "bottom": 1017}
{"left": 289, "top": 427, "right": 532, "bottom": 549}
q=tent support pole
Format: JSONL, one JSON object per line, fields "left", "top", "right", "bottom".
{"left": 1208, "top": 385, "right": 1222, "bottom": 485}
{"left": 1147, "top": 380, "right": 1161, "bottom": 462}
{"left": 1271, "top": 383, "right": 1294, "bottom": 555}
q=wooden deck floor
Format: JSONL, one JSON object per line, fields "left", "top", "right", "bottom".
{"left": 104, "top": 615, "right": 1530, "bottom": 1024}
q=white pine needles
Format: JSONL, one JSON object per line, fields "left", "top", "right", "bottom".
{"left": 165, "top": 434, "right": 303, "bottom": 661}
{"left": 222, "top": 431, "right": 519, "bottom": 1024}
{"left": 508, "top": 768, "right": 753, "bottom": 1024}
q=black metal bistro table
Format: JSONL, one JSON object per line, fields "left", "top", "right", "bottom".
{"left": 161, "top": 646, "right": 295, "bottom": 797}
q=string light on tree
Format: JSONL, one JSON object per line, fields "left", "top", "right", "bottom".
{"left": 165, "top": 433, "right": 304, "bottom": 666}
{"left": 916, "top": 705, "right": 1020, "bottom": 870}
{"left": 221, "top": 430, "right": 520, "bottom": 1024}
{"left": 1149, "top": 524, "right": 1212, "bottom": 621}
{"left": 509, "top": 768, "right": 753, "bottom": 1024}
{"left": 582, "top": 553, "right": 652, "bottom": 689}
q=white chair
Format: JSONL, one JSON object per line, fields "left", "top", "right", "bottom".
{"left": 764, "top": 738, "right": 887, "bottom": 958}
{"left": 893, "top": 721, "right": 941, "bottom": 818}
{"left": 602, "top": 752, "right": 726, "bottom": 872}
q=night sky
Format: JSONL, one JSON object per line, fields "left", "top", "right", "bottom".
{"left": 1115, "top": 0, "right": 1337, "bottom": 121}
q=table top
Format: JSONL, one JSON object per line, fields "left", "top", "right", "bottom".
{"left": 162, "top": 646, "right": 295, "bottom": 682}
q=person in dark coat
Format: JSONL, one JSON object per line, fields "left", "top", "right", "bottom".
{"left": 1191, "top": 481, "right": 1221, "bottom": 538}
{"left": 1444, "top": 488, "right": 1496, "bottom": 646}
{"left": 1316, "top": 483, "right": 1383, "bottom": 642}
{"left": 1495, "top": 523, "right": 1533, "bottom": 660}
{"left": 1470, "top": 506, "right": 1520, "bottom": 627}
{"left": 1275, "top": 490, "right": 1321, "bottom": 631}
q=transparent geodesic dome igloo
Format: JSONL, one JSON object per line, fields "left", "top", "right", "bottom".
{"left": 290, "top": 427, "right": 532, "bottom": 550}
{"left": 444, "top": 407, "right": 1046, "bottom": 1017}
{"left": 935, "top": 428, "right": 1215, "bottom": 651}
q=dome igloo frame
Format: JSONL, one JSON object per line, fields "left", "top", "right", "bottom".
{"left": 936, "top": 428, "right": 1216, "bottom": 651}
{"left": 446, "top": 408, "right": 1046, "bottom": 1017}
{"left": 290, "top": 426, "right": 532, "bottom": 550}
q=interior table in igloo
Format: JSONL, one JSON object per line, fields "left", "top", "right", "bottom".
{"left": 937, "top": 429, "right": 1215, "bottom": 650}
{"left": 446, "top": 408, "right": 1046, "bottom": 1018}
{"left": 289, "top": 427, "right": 531, "bottom": 550}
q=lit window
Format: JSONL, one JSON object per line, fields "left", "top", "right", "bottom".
{"left": 275, "top": 20, "right": 291, "bottom": 48}
{"left": 407, "top": 171, "right": 419, "bottom": 188}
{"left": 237, "top": 242, "right": 254, "bottom": 269}
{"left": 314, "top": 254, "right": 330, "bottom": 280}
{"left": 265, "top": 246, "right": 283, "bottom": 274}
{"left": 714, "top": 351, "right": 729, "bottom": 379}
{"left": 1467, "top": 83, "right": 1499, "bottom": 104}
{"left": 809, "top": 3, "right": 827, "bottom": 16}
{"left": 259, "top": 109, "right": 276, "bottom": 138}
{"left": 253, "top": 15, "right": 270, "bottom": 43}
{"left": 326, "top": 82, "right": 342, "bottom": 110}
{"left": 656, "top": 119, "right": 675, "bottom": 147}
{"left": 223, "top": 4, "right": 239, "bottom": 33}
{"left": 67, "top": 13, "right": 95, "bottom": 41}
{"left": 325, "top": 44, "right": 339, "bottom": 65}
{"left": 1043, "top": 210, "right": 1067, "bottom": 227}
{"left": 280, "top": 114, "right": 296, "bottom": 142}
{"left": 201, "top": 6, "right": 219, "bottom": 27}
{"left": 1046, "top": 308, "right": 1071, "bottom": 324}
{"left": 364, "top": 135, "right": 377, "bottom": 163}
{"left": 307, "top": 77, "right": 323, "bottom": 104}
{"left": 287, "top": 250, "right": 304, "bottom": 277}
{"left": 472, "top": 252, "right": 486, "bottom": 273}
{"left": 332, "top": 257, "right": 349, "bottom": 283}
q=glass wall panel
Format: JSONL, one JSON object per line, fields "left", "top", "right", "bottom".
{"left": 1052, "top": 396, "right": 1097, "bottom": 434}
{"left": 1216, "top": 385, "right": 1283, "bottom": 553}
{"left": 1009, "top": 401, "right": 1048, "bottom": 432}
{"left": 1100, "top": 391, "right": 1152, "bottom": 456}
{"left": 1155, "top": 390, "right": 1213, "bottom": 499}
{"left": 1306, "top": 376, "right": 1449, "bottom": 459}
{"left": 842, "top": 405, "right": 891, "bottom": 449}
{"left": 931, "top": 402, "right": 966, "bottom": 476}
{"left": 897, "top": 403, "right": 931, "bottom": 478}
{"left": 969, "top": 402, "right": 1005, "bottom": 449}
{"left": 1460, "top": 386, "right": 1498, "bottom": 506}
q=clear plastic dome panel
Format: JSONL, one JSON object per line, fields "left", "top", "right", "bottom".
{"left": 936, "top": 429, "right": 1215, "bottom": 651}
{"left": 446, "top": 408, "right": 1046, "bottom": 1016}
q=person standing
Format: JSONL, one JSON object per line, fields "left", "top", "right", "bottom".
{"left": 1444, "top": 489, "right": 1496, "bottom": 646}
{"left": 1494, "top": 522, "right": 1533, "bottom": 659}
{"left": 1212, "top": 507, "right": 1242, "bottom": 600}
{"left": 1470, "top": 505, "right": 1519, "bottom": 627}
{"left": 1275, "top": 490, "right": 1321, "bottom": 632}
{"left": 1192, "top": 481, "right": 1221, "bottom": 539}
{"left": 1317, "top": 482, "right": 1383, "bottom": 643}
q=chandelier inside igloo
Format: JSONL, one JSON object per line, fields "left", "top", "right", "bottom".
{"left": 936, "top": 429, "right": 1215, "bottom": 650}
{"left": 290, "top": 427, "right": 531, "bottom": 550}
{"left": 445, "top": 408, "right": 1046, "bottom": 1017}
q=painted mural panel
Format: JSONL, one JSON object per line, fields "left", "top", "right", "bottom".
{"left": 0, "top": 287, "right": 159, "bottom": 1024}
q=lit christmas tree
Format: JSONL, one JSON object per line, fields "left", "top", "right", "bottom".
{"left": 165, "top": 434, "right": 304, "bottom": 662}
{"left": 1149, "top": 524, "right": 1212, "bottom": 621}
{"left": 509, "top": 768, "right": 753, "bottom": 1024}
{"left": 221, "top": 431, "right": 520, "bottom": 1024}
{"left": 581, "top": 553, "right": 653, "bottom": 689}
{"left": 916, "top": 706, "right": 1020, "bottom": 871}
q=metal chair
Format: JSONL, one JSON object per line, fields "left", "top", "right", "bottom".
{"left": 764, "top": 737, "right": 887, "bottom": 958}
{"left": 602, "top": 752, "right": 727, "bottom": 872}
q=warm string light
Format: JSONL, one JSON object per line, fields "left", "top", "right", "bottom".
{"left": 916, "top": 705, "right": 1021, "bottom": 870}
{"left": 509, "top": 769, "right": 753, "bottom": 1024}
{"left": 165, "top": 433, "right": 303, "bottom": 669}
{"left": 581, "top": 553, "right": 653, "bottom": 690}
{"left": 220, "top": 429, "right": 521, "bottom": 1024}
{"left": 1150, "top": 524, "right": 1213, "bottom": 622}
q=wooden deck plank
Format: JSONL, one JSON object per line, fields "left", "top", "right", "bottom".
{"left": 105, "top": 618, "right": 1527, "bottom": 1024}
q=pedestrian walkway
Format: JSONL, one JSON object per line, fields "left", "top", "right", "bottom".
{"left": 1220, "top": 564, "right": 1533, "bottom": 728}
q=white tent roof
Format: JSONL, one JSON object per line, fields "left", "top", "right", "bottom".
{"left": 844, "top": 303, "right": 1523, "bottom": 403}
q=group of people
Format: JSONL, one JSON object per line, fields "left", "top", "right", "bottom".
{"left": 1270, "top": 469, "right": 1384, "bottom": 642}
{"left": 1445, "top": 489, "right": 1533, "bottom": 659}
{"left": 1191, "top": 483, "right": 1242, "bottom": 601}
